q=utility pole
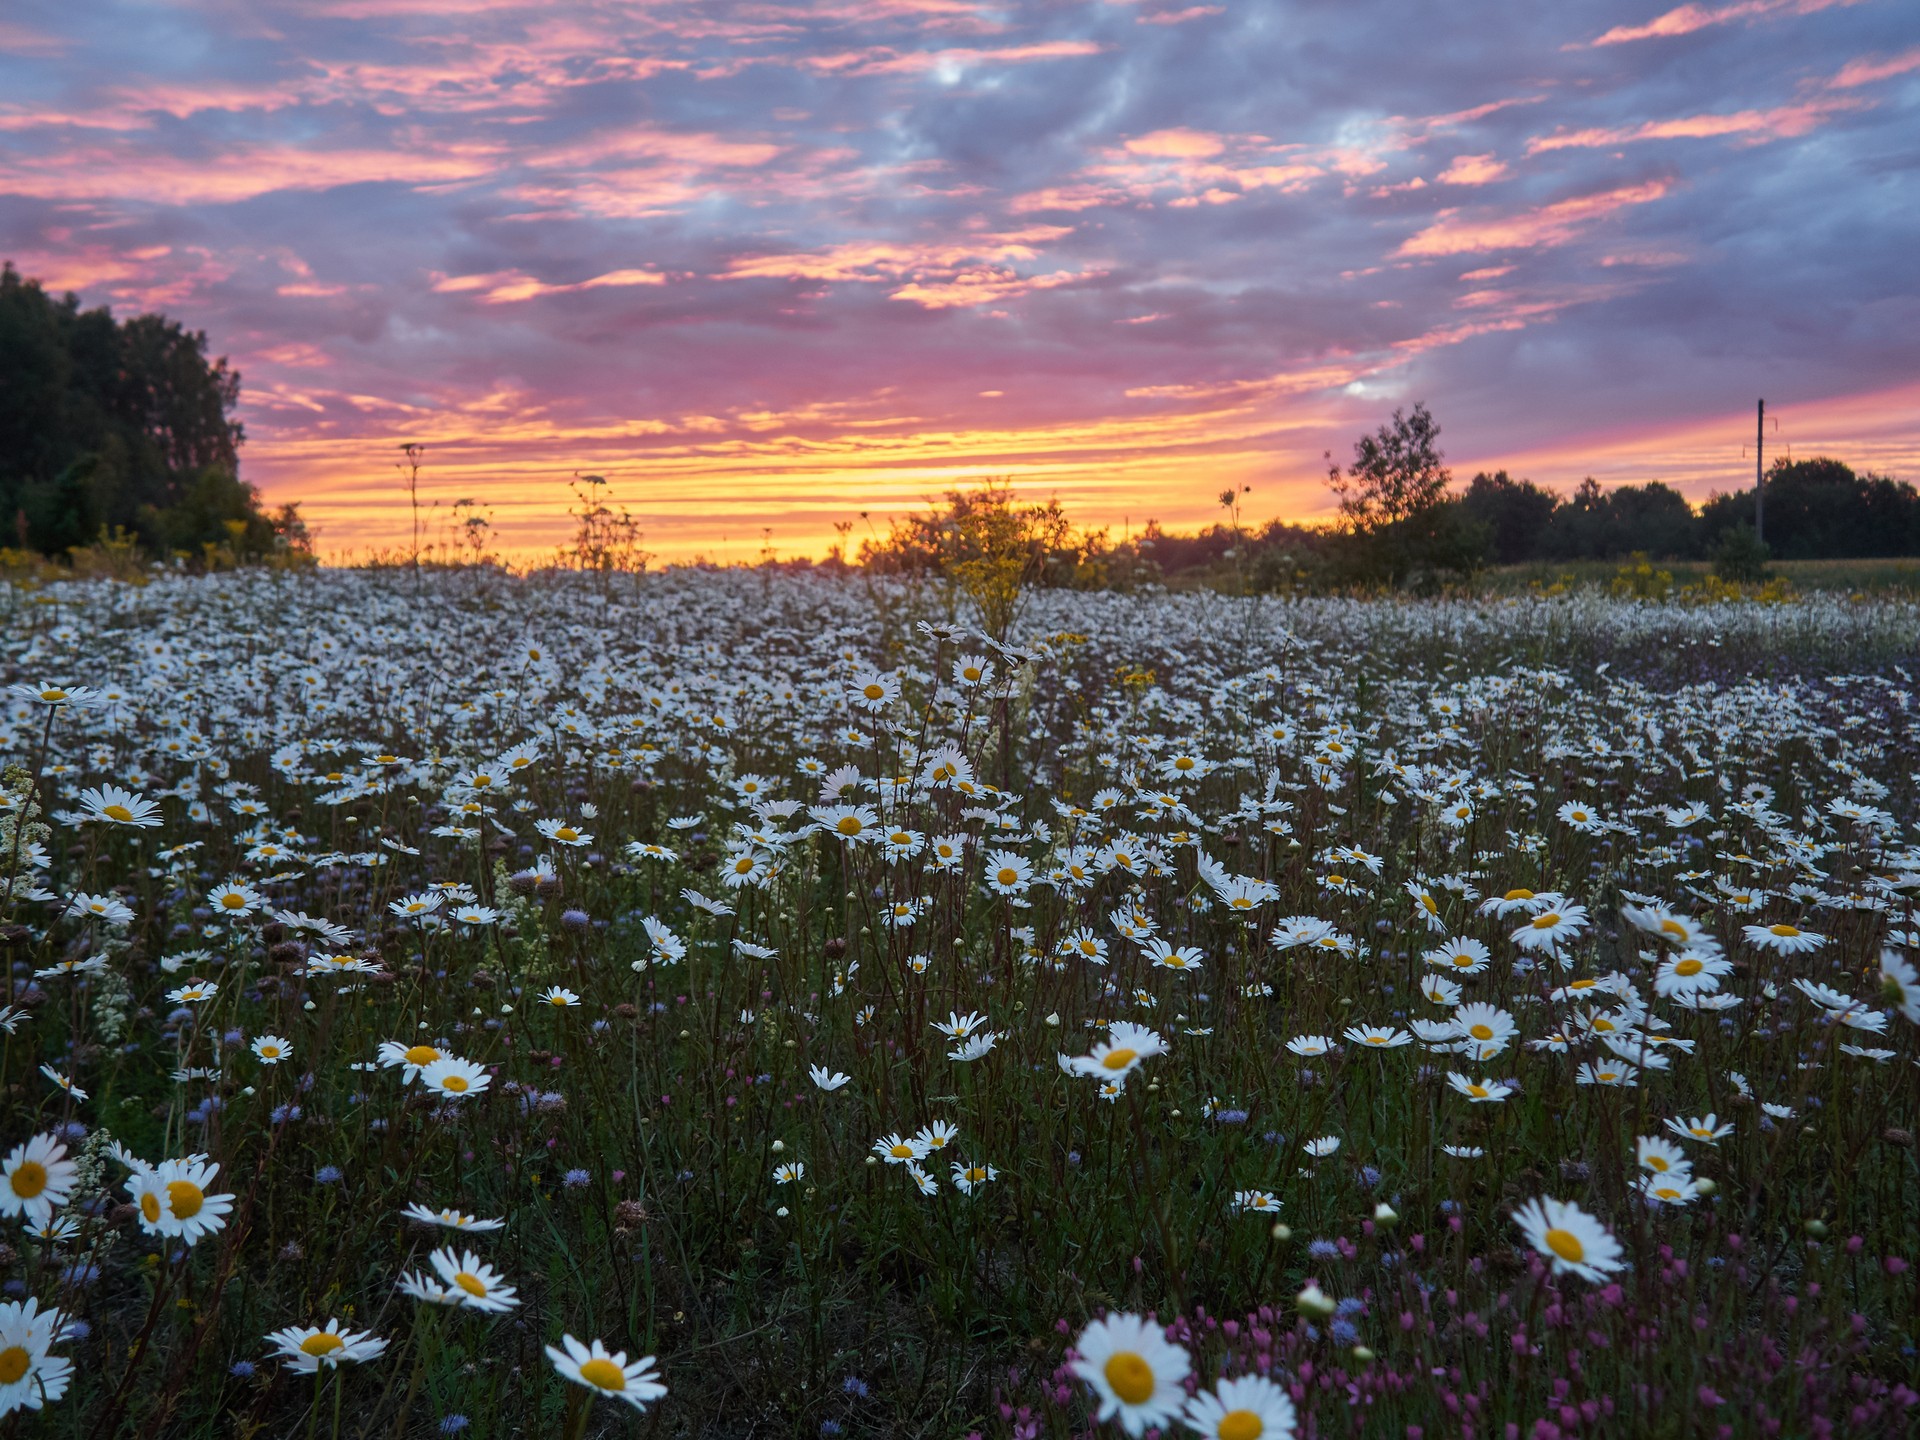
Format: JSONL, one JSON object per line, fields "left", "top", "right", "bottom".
{"left": 1754, "top": 399, "right": 1765, "bottom": 546}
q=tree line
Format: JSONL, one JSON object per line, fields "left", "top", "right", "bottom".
{"left": 858, "top": 406, "right": 1916, "bottom": 597}
{"left": 0, "top": 262, "right": 305, "bottom": 564}
{"left": 1129, "top": 406, "right": 1916, "bottom": 590}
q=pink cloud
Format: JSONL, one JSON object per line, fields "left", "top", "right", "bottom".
{"left": 1137, "top": 7, "right": 1225, "bottom": 25}
{"left": 0, "top": 21, "right": 67, "bottom": 55}
{"left": 1397, "top": 179, "right": 1674, "bottom": 257}
{"left": 1577, "top": 0, "right": 1858, "bottom": 49}
{"left": 723, "top": 229, "right": 1072, "bottom": 283}
{"left": 1008, "top": 184, "right": 1132, "bottom": 212}
{"left": 887, "top": 266, "right": 1094, "bottom": 309}
{"left": 1436, "top": 154, "right": 1509, "bottom": 185}
{"left": 432, "top": 269, "right": 668, "bottom": 303}
{"left": 1830, "top": 47, "right": 1920, "bottom": 87}
{"left": 1125, "top": 128, "right": 1227, "bottom": 159}
{"left": 1526, "top": 97, "right": 1861, "bottom": 153}
{"left": 0, "top": 142, "right": 499, "bottom": 205}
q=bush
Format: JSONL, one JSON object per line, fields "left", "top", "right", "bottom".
{"left": 1713, "top": 524, "right": 1772, "bottom": 584}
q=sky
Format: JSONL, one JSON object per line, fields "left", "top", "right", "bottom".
{"left": 2, "top": 0, "right": 1917, "bottom": 561}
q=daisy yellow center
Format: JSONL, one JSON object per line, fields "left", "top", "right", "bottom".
{"left": 1532, "top": 913, "right": 1561, "bottom": 929}
{"left": 1419, "top": 894, "right": 1436, "bottom": 912}
{"left": 40, "top": 689, "right": 67, "bottom": 701}
{"left": 1468, "top": 1084, "right": 1489, "bottom": 1097}
{"left": 220, "top": 893, "right": 246, "bottom": 909}
{"left": 261, "top": 1045, "right": 282, "bottom": 1057}
{"left": 579, "top": 1357, "right": 626, "bottom": 1390}
{"left": 1469, "top": 1023, "right": 1493, "bottom": 1040}
{"left": 1103, "top": 1351, "right": 1155, "bottom": 1405}
{"left": 1659, "top": 919, "right": 1688, "bottom": 938}
{"left": 0, "top": 1346, "right": 31, "bottom": 1384}
{"left": 1366, "top": 1035, "right": 1386, "bottom": 1045}
{"left": 837, "top": 817, "right": 862, "bottom": 836}
{"left": 405, "top": 1046, "right": 440, "bottom": 1065}
{"left": 1327, "top": 874, "right": 1346, "bottom": 886}
{"left": 1218, "top": 1411, "right": 1264, "bottom": 1440}
{"left": 1504, "top": 888, "right": 1534, "bottom": 902}
{"left": 1769, "top": 924, "right": 1800, "bottom": 937}
{"left": 473, "top": 775, "right": 492, "bottom": 787}
{"left": 863, "top": 684, "right": 884, "bottom": 700}
{"left": 889, "top": 1145, "right": 914, "bottom": 1158}
{"left": 300, "top": 1333, "right": 344, "bottom": 1357}
{"left": 1101, "top": 1048, "right": 1138, "bottom": 1070}
{"left": 1544, "top": 1228, "right": 1585, "bottom": 1263}
{"left": 103, "top": 803, "right": 134, "bottom": 822}
{"left": 454, "top": 1272, "right": 487, "bottom": 1297}
{"left": 9, "top": 1161, "right": 47, "bottom": 1198}
{"left": 556, "top": 827, "right": 578, "bottom": 842}
{"left": 1452, "top": 954, "right": 1475, "bottom": 968}
{"left": 140, "top": 1192, "right": 162, "bottom": 1222}
{"left": 1647, "top": 1155, "right": 1670, "bottom": 1171}
{"left": 997, "top": 868, "right": 1018, "bottom": 885}
{"left": 1674, "top": 958, "right": 1704, "bottom": 977}
{"left": 167, "top": 1181, "right": 205, "bottom": 1218}
{"left": 441, "top": 1075, "right": 470, "bottom": 1093}
{"left": 1570, "top": 811, "right": 1588, "bottom": 822}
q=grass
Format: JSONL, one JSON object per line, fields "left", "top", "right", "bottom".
{"left": 0, "top": 567, "right": 1915, "bottom": 1438}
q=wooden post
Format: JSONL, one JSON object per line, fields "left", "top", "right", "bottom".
{"left": 1754, "top": 399, "right": 1765, "bottom": 546}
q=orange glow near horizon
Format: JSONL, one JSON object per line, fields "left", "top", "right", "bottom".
{"left": 249, "top": 379, "right": 1920, "bottom": 564}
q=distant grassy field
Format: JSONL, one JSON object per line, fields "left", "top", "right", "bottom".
{"left": 1487, "top": 556, "right": 1920, "bottom": 595}
{"left": 3, "top": 570, "right": 1917, "bottom": 1438}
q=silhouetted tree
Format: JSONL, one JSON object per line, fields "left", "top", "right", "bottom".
{"left": 1326, "top": 401, "right": 1451, "bottom": 532}
{"left": 0, "top": 261, "right": 287, "bottom": 559}
{"left": 1458, "top": 471, "right": 1559, "bottom": 565}
{"left": 1699, "top": 458, "right": 1920, "bottom": 560}
{"left": 1324, "top": 403, "right": 1486, "bottom": 586}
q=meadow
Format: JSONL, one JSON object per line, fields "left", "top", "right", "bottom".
{"left": 1, "top": 566, "right": 1917, "bottom": 1438}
